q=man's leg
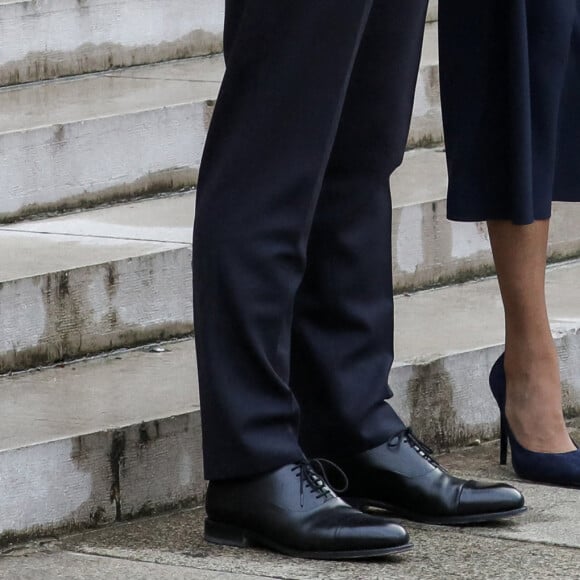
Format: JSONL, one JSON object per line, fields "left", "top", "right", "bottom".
{"left": 193, "top": 1, "right": 413, "bottom": 559}
{"left": 193, "top": 0, "right": 375, "bottom": 481}
{"left": 290, "top": 0, "right": 426, "bottom": 457}
{"left": 290, "top": 0, "right": 527, "bottom": 525}
{"left": 193, "top": 0, "right": 372, "bottom": 479}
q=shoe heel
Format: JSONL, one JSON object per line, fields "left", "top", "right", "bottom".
{"left": 204, "top": 519, "right": 251, "bottom": 548}
{"left": 499, "top": 413, "right": 508, "bottom": 466}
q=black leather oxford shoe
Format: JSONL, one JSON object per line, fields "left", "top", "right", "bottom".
{"left": 337, "top": 429, "right": 527, "bottom": 525}
{"left": 205, "top": 460, "right": 412, "bottom": 559}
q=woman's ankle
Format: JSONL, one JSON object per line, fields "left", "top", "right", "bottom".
{"left": 504, "top": 342, "right": 559, "bottom": 383}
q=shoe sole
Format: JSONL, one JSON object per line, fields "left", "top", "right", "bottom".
{"left": 514, "top": 473, "right": 580, "bottom": 490}
{"left": 345, "top": 498, "right": 528, "bottom": 526}
{"left": 204, "top": 519, "right": 413, "bottom": 560}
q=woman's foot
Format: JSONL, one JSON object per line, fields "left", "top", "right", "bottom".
{"left": 504, "top": 346, "right": 576, "bottom": 454}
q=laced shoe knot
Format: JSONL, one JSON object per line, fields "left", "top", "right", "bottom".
{"left": 388, "top": 428, "right": 443, "bottom": 469}
{"left": 291, "top": 458, "right": 349, "bottom": 508}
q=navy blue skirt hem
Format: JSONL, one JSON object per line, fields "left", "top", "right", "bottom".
{"left": 440, "top": 1, "right": 580, "bottom": 224}
{"left": 446, "top": 208, "right": 552, "bottom": 227}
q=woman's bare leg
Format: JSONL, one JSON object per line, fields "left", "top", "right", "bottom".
{"left": 488, "top": 219, "right": 575, "bottom": 453}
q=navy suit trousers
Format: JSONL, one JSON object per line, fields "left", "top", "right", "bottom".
{"left": 193, "top": 0, "right": 428, "bottom": 480}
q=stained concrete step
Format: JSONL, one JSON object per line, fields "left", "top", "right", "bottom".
{"left": 0, "top": 0, "right": 439, "bottom": 88}
{"left": 18, "top": 464, "right": 579, "bottom": 580}
{"left": 411, "top": 21, "right": 441, "bottom": 148}
{"left": 0, "top": 340, "right": 203, "bottom": 541}
{"left": 427, "top": 0, "right": 439, "bottom": 22}
{"left": 5, "top": 442, "right": 578, "bottom": 580}
{"left": 390, "top": 149, "right": 580, "bottom": 292}
{"left": 2, "top": 147, "right": 580, "bottom": 373}
{"left": 0, "top": 24, "right": 441, "bottom": 223}
{"left": 0, "top": 204, "right": 193, "bottom": 374}
{"left": 2, "top": 259, "right": 579, "bottom": 540}
{"left": 0, "top": 0, "right": 224, "bottom": 87}
{"left": 0, "top": 55, "right": 221, "bottom": 224}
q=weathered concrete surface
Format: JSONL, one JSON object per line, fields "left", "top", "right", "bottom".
{"left": 0, "top": 56, "right": 223, "bottom": 135}
{"left": 0, "top": 341, "right": 198, "bottom": 451}
{"left": 437, "top": 423, "right": 580, "bottom": 551}
{"left": 1, "top": 262, "right": 579, "bottom": 538}
{"left": 0, "top": 414, "right": 204, "bottom": 542}
{"left": 0, "top": 56, "right": 221, "bottom": 223}
{"left": 0, "top": 550, "right": 266, "bottom": 580}
{"left": 393, "top": 261, "right": 580, "bottom": 363}
{"left": 1, "top": 194, "right": 197, "bottom": 246}
{"left": 409, "top": 23, "right": 442, "bottom": 148}
{"left": 0, "top": 342, "right": 203, "bottom": 540}
{"left": 1, "top": 188, "right": 579, "bottom": 413}
{"left": 7, "top": 534, "right": 580, "bottom": 580}
{"left": 9, "top": 529, "right": 577, "bottom": 579}
{"left": 0, "top": 0, "right": 440, "bottom": 88}
{"left": 0, "top": 0, "right": 224, "bottom": 86}
{"left": 7, "top": 146, "right": 579, "bottom": 295}
{"left": 390, "top": 149, "right": 580, "bottom": 291}
{"left": 0, "top": 228, "right": 192, "bottom": 372}
{"left": 0, "top": 24, "right": 441, "bottom": 222}
{"left": 390, "top": 261, "right": 580, "bottom": 447}
{"left": 427, "top": 0, "right": 439, "bottom": 22}
{"left": 3, "top": 435, "right": 577, "bottom": 580}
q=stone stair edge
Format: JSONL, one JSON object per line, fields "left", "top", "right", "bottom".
{"left": 0, "top": 56, "right": 442, "bottom": 223}
{"left": 2, "top": 320, "right": 578, "bottom": 456}
{"left": 0, "top": 23, "right": 440, "bottom": 222}
{"left": 2, "top": 325, "right": 580, "bottom": 541}
{"left": 1, "top": 184, "right": 579, "bottom": 374}
{"left": 1, "top": 147, "right": 444, "bottom": 225}
{"left": 0, "top": 251, "right": 578, "bottom": 377}
{"left": 0, "top": 411, "right": 204, "bottom": 546}
{"left": 0, "top": 0, "right": 225, "bottom": 87}
{"left": 0, "top": 97, "right": 213, "bottom": 224}
{"left": 0, "top": 337, "right": 204, "bottom": 543}
{"left": 0, "top": 236, "right": 194, "bottom": 373}
{"left": 0, "top": 1, "right": 437, "bottom": 87}
{"left": 427, "top": 0, "right": 439, "bottom": 23}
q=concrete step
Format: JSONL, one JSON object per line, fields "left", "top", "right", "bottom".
{"left": 427, "top": 0, "right": 439, "bottom": 22}
{"left": 2, "top": 148, "right": 580, "bottom": 372}
{"left": 0, "top": 340, "right": 203, "bottom": 541}
{"left": 0, "top": 0, "right": 224, "bottom": 87}
{"left": 0, "top": 24, "right": 441, "bottom": 223}
{"left": 391, "top": 149, "right": 580, "bottom": 292}
{"left": 406, "top": 22, "right": 442, "bottom": 148}
{"left": 0, "top": 197, "right": 194, "bottom": 374}
{"left": 2, "top": 259, "right": 579, "bottom": 540}
{"left": 0, "top": 56, "right": 221, "bottom": 224}
{"left": 0, "top": 0, "right": 439, "bottom": 88}
{"left": 11, "top": 459, "right": 579, "bottom": 580}
{"left": 391, "top": 261, "right": 580, "bottom": 448}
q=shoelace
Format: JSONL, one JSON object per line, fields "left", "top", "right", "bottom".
{"left": 388, "top": 428, "right": 442, "bottom": 469}
{"left": 291, "top": 459, "right": 349, "bottom": 508}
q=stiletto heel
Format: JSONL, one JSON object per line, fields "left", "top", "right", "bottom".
{"left": 489, "top": 353, "right": 580, "bottom": 488}
{"left": 499, "top": 412, "right": 508, "bottom": 466}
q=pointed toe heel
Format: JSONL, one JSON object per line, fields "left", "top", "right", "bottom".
{"left": 489, "top": 354, "right": 580, "bottom": 488}
{"left": 499, "top": 412, "right": 508, "bottom": 466}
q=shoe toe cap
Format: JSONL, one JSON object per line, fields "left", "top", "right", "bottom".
{"left": 372, "top": 521, "right": 410, "bottom": 547}
{"left": 336, "top": 511, "right": 410, "bottom": 550}
{"left": 458, "top": 481, "right": 525, "bottom": 515}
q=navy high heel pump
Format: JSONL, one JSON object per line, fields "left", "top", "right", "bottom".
{"left": 489, "top": 354, "right": 580, "bottom": 488}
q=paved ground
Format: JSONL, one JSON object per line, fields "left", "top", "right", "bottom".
{"left": 1, "top": 422, "right": 579, "bottom": 580}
